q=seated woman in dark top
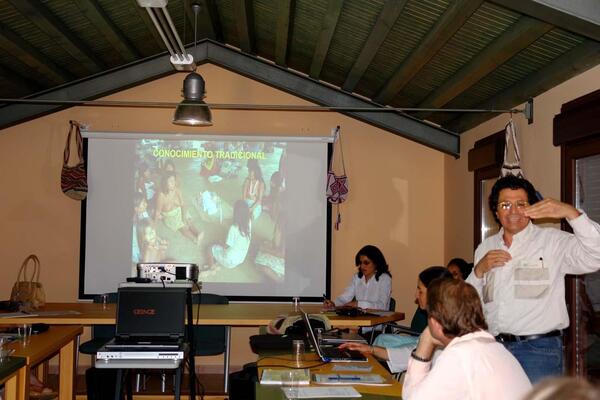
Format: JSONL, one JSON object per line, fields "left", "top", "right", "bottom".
{"left": 340, "top": 266, "right": 451, "bottom": 373}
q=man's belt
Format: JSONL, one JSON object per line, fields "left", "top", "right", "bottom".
{"left": 495, "top": 330, "right": 562, "bottom": 343}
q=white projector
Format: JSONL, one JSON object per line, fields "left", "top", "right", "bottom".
{"left": 137, "top": 263, "right": 198, "bottom": 283}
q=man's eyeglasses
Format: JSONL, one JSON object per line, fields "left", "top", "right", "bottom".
{"left": 497, "top": 200, "right": 529, "bottom": 211}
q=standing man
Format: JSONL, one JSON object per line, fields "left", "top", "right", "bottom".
{"left": 402, "top": 278, "right": 531, "bottom": 400}
{"left": 466, "top": 175, "right": 600, "bottom": 383}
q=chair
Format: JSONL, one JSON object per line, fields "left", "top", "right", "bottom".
{"left": 79, "top": 292, "right": 118, "bottom": 363}
{"left": 368, "top": 297, "right": 396, "bottom": 343}
{"left": 382, "top": 306, "right": 426, "bottom": 336}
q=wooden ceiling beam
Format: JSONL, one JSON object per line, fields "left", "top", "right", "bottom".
{"left": 8, "top": 0, "right": 106, "bottom": 73}
{"left": 130, "top": 0, "right": 164, "bottom": 50}
{"left": 234, "top": 0, "right": 255, "bottom": 54}
{"left": 446, "top": 40, "right": 600, "bottom": 132}
{"left": 491, "top": 0, "right": 600, "bottom": 42}
{"left": 191, "top": 0, "right": 220, "bottom": 41}
{"left": 0, "top": 23, "right": 73, "bottom": 85}
{"left": 0, "top": 40, "right": 459, "bottom": 156}
{"left": 342, "top": 0, "right": 407, "bottom": 93}
{"left": 275, "top": 0, "right": 294, "bottom": 67}
{"left": 419, "top": 16, "right": 552, "bottom": 109}
{"left": 0, "top": 64, "right": 43, "bottom": 95}
{"left": 374, "top": 0, "right": 482, "bottom": 105}
{"left": 309, "top": 0, "right": 343, "bottom": 79}
{"left": 75, "top": 0, "right": 141, "bottom": 62}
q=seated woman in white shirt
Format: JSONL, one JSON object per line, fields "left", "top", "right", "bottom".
{"left": 324, "top": 244, "right": 392, "bottom": 311}
{"left": 339, "top": 266, "right": 451, "bottom": 373}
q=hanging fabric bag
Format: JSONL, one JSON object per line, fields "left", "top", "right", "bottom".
{"left": 61, "top": 120, "right": 88, "bottom": 200}
{"left": 326, "top": 126, "right": 349, "bottom": 230}
{"left": 500, "top": 119, "right": 524, "bottom": 178}
{"left": 10, "top": 254, "right": 46, "bottom": 310}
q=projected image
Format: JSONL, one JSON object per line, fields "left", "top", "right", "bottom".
{"left": 132, "top": 139, "right": 286, "bottom": 284}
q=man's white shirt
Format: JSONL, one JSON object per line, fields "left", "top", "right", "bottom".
{"left": 466, "top": 213, "right": 600, "bottom": 336}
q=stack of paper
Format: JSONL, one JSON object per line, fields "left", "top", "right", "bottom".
{"left": 260, "top": 368, "right": 311, "bottom": 385}
{"left": 281, "top": 386, "right": 361, "bottom": 399}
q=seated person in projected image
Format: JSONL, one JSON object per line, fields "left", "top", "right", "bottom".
{"left": 340, "top": 266, "right": 451, "bottom": 373}
{"left": 203, "top": 200, "right": 252, "bottom": 277}
{"left": 199, "top": 142, "right": 222, "bottom": 178}
{"left": 446, "top": 257, "right": 473, "bottom": 280}
{"left": 243, "top": 160, "right": 265, "bottom": 221}
{"left": 155, "top": 172, "right": 204, "bottom": 245}
{"left": 324, "top": 245, "right": 392, "bottom": 311}
{"left": 262, "top": 170, "right": 285, "bottom": 257}
{"left": 136, "top": 162, "right": 157, "bottom": 216}
{"left": 132, "top": 193, "right": 150, "bottom": 263}
{"left": 140, "top": 220, "right": 168, "bottom": 262}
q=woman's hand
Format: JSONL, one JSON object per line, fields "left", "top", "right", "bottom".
{"left": 323, "top": 299, "right": 336, "bottom": 309}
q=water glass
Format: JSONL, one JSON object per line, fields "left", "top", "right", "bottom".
{"left": 281, "top": 370, "right": 299, "bottom": 399}
{"left": 17, "top": 324, "right": 32, "bottom": 342}
{"left": 100, "top": 293, "right": 109, "bottom": 310}
{"left": 292, "top": 296, "right": 300, "bottom": 312}
{"left": 292, "top": 339, "right": 304, "bottom": 365}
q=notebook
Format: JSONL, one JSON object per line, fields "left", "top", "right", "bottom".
{"left": 103, "top": 286, "right": 186, "bottom": 350}
{"left": 300, "top": 310, "right": 367, "bottom": 363}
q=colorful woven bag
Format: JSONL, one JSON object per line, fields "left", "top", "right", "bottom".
{"left": 61, "top": 120, "right": 88, "bottom": 200}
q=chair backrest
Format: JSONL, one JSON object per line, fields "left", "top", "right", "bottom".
{"left": 191, "top": 293, "right": 229, "bottom": 356}
{"left": 389, "top": 297, "right": 396, "bottom": 312}
{"left": 92, "top": 292, "right": 118, "bottom": 339}
{"left": 409, "top": 307, "right": 428, "bottom": 334}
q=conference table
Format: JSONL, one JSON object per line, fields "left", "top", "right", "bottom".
{"left": 3, "top": 325, "right": 82, "bottom": 400}
{"left": 0, "top": 303, "right": 404, "bottom": 394}
{"left": 256, "top": 352, "right": 402, "bottom": 399}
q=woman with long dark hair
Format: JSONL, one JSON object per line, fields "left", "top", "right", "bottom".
{"left": 324, "top": 245, "right": 392, "bottom": 311}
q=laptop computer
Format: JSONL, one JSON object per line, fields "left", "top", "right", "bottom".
{"left": 103, "top": 286, "right": 187, "bottom": 350}
{"left": 300, "top": 310, "right": 367, "bottom": 363}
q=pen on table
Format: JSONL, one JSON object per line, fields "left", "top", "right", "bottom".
{"left": 328, "top": 376, "right": 361, "bottom": 380}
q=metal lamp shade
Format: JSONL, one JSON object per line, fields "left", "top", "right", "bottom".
{"left": 173, "top": 100, "right": 212, "bottom": 126}
{"left": 172, "top": 72, "right": 213, "bottom": 126}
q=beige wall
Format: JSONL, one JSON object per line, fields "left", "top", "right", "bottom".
{"left": 0, "top": 63, "right": 446, "bottom": 370}
{"left": 444, "top": 64, "right": 600, "bottom": 262}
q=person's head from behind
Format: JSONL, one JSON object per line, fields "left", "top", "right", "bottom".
{"left": 524, "top": 377, "right": 600, "bottom": 400}
{"left": 233, "top": 200, "right": 251, "bottom": 237}
{"left": 446, "top": 258, "right": 472, "bottom": 280}
{"left": 355, "top": 245, "right": 390, "bottom": 280}
{"left": 426, "top": 278, "right": 487, "bottom": 344}
{"left": 489, "top": 175, "right": 539, "bottom": 235}
{"left": 270, "top": 171, "right": 283, "bottom": 192}
{"left": 164, "top": 160, "right": 176, "bottom": 172}
{"left": 416, "top": 266, "right": 452, "bottom": 310}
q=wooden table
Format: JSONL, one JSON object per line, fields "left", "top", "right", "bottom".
{"left": 0, "top": 302, "right": 404, "bottom": 327}
{"left": 6, "top": 325, "right": 83, "bottom": 400}
{"left": 0, "top": 304, "right": 403, "bottom": 395}
{"left": 0, "top": 356, "right": 26, "bottom": 400}
{"left": 256, "top": 352, "right": 402, "bottom": 399}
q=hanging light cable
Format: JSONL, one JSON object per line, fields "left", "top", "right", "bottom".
{"left": 172, "top": 3, "right": 212, "bottom": 126}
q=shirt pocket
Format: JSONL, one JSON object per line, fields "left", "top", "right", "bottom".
{"left": 513, "top": 257, "right": 550, "bottom": 299}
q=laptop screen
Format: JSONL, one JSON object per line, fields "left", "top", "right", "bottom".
{"left": 300, "top": 310, "right": 324, "bottom": 357}
{"left": 115, "top": 287, "right": 186, "bottom": 338}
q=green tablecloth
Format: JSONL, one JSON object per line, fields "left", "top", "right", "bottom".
{"left": 0, "top": 356, "right": 26, "bottom": 381}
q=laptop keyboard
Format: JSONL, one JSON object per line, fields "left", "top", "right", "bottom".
{"left": 107, "top": 337, "right": 181, "bottom": 349}
{"left": 321, "top": 346, "right": 365, "bottom": 360}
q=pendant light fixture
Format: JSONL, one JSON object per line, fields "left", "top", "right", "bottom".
{"left": 172, "top": 2, "right": 212, "bottom": 126}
